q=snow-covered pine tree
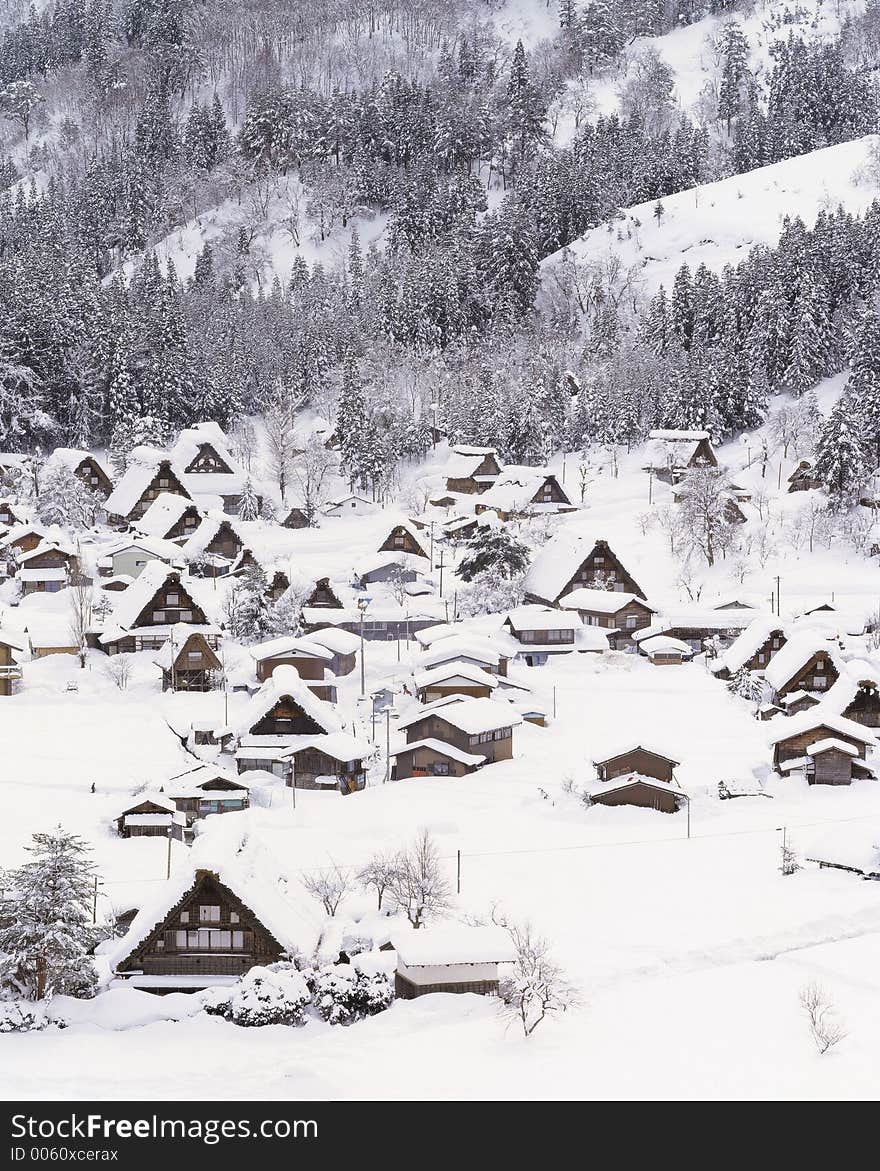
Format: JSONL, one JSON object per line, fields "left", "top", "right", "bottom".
{"left": 238, "top": 476, "right": 260, "bottom": 521}
{"left": 458, "top": 525, "right": 531, "bottom": 582}
{"left": 0, "top": 828, "right": 105, "bottom": 1001}
{"left": 814, "top": 395, "right": 870, "bottom": 506}
{"left": 228, "top": 563, "right": 272, "bottom": 642}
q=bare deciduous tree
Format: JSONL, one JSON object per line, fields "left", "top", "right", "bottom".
{"left": 67, "top": 551, "right": 92, "bottom": 669}
{"left": 387, "top": 830, "right": 451, "bottom": 929}
{"left": 301, "top": 864, "right": 351, "bottom": 917}
{"left": 356, "top": 851, "right": 397, "bottom": 912}
{"left": 103, "top": 655, "right": 133, "bottom": 690}
{"left": 498, "top": 919, "right": 577, "bottom": 1038}
{"left": 800, "top": 982, "right": 847, "bottom": 1055}
{"left": 290, "top": 436, "right": 336, "bottom": 524}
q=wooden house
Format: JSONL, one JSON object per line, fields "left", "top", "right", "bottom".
{"left": 638, "top": 635, "right": 695, "bottom": 665}
{"left": 110, "top": 867, "right": 314, "bottom": 992}
{"left": 43, "top": 449, "right": 112, "bottom": 498}
{"left": 642, "top": 430, "right": 719, "bottom": 484}
{"left": 588, "top": 745, "right": 685, "bottom": 812}
{"left": 156, "top": 628, "right": 222, "bottom": 692}
{"left": 135, "top": 493, "right": 203, "bottom": 542}
{"left": 105, "top": 456, "right": 193, "bottom": 524}
{"left": 100, "top": 563, "right": 217, "bottom": 654}
{"left": 524, "top": 535, "right": 646, "bottom": 605}
{"left": 392, "top": 926, "right": 515, "bottom": 999}
{"left": 3, "top": 524, "right": 47, "bottom": 557}
{"left": 769, "top": 713, "right": 876, "bottom": 778}
{"left": 378, "top": 523, "right": 429, "bottom": 559}
{"left": 182, "top": 515, "right": 246, "bottom": 570}
{"left": 390, "top": 738, "right": 487, "bottom": 779}
{"left": 250, "top": 635, "right": 334, "bottom": 685}
{"left": 169, "top": 423, "right": 254, "bottom": 514}
{"left": 163, "top": 766, "right": 250, "bottom": 825}
{"left": 633, "top": 607, "right": 759, "bottom": 654}
{"left": 412, "top": 662, "right": 498, "bottom": 704}
{"left": 502, "top": 606, "right": 582, "bottom": 664}
{"left": 474, "top": 467, "right": 574, "bottom": 520}
{"left": 304, "top": 576, "right": 344, "bottom": 609}
{"left": 115, "top": 797, "right": 185, "bottom": 840}
{"left": 233, "top": 666, "right": 368, "bottom": 791}
{"left": 712, "top": 618, "right": 787, "bottom": 680}
{"left": 100, "top": 536, "right": 183, "bottom": 580}
{"left": 397, "top": 697, "right": 521, "bottom": 770}
{"left": 444, "top": 446, "right": 502, "bottom": 495}
{"left": 281, "top": 505, "right": 309, "bottom": 529}
{"left": 559, "top": 588, "right": 655, "bottom": 650}
{"left": 788, "top": 461, "right": 820, "bottom": 493}
{"left": 763, "top": 637, "right": 842, "bottom": 703}
{"left": 299, "top": 627, "right": 359, "bottom": 677}
{"left": 16, "top": 541, "right": 75, "bottom": 594}
{"left": 419, "top": 635, "right": 509, "bottom": 678}
{"left": 0, "top": 631, "right": 27, "bottom": 696}
{"left": 0, "top": 500, "right": 25, "bottom": 527}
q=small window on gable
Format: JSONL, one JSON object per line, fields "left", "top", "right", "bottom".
{"left": 180, "top": 911, "right": 189, "bottom": 924}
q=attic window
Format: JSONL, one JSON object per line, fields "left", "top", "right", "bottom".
{"left": 199, "top": 905, "right": 220, "bottom": 923}
{"left": 180, "top": 911, "right": 189, "bottom": 924}
{"left": 167, "top": 593, "right": 179, "bottom": 605}
{"left": 230, "top": 911, "right": 239, "bottom": 924}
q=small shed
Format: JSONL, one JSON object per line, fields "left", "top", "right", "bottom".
{"left": 638, "top": 635, "right": 695, "bottom": 665}
{"left": 392, "top": 925, "right": 515, "bottom": 999}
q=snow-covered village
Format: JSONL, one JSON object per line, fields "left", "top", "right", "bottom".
{"left": 2, "top": 0, "right": 880, "bottom": 1110}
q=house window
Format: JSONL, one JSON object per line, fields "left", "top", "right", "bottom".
{"left": 547, "top": 629, "right": 561, "bottom": 642}
{"left": 176, "top": 930, "right": 187, "bottom": 947}
{"left": 180, "top": 911, "right": 189, "bottom": 924}
{"left": 167, "top": 593, "right": 179, "bottom": 605}
{"left": 494, "top": 728, "right": 507, "bottom": 740}
{"left": 625, "top": 615, "right": 637, "bottom": 629}
{"left": 199, "top": 905, "right": 221, "bottom": 923}
{"left": 432, "top": 762, "right": 450, "bottom": 776}
{"left": 814, "top": 676, "right": 827, "bottom": 689}
{"left": 152, "top": 611, "right": 165, "bottom": 622}
{"left": 187, "top": 651, "right": 201, "bottom": 661}
{"left": 181, "top": 610, "right": 193, "bottom": 622}
{"left": 158, "top": 478, "right": 170, "bottom": 488}
{"left": 230, "top": 911, "right": 239, "bottom": 924}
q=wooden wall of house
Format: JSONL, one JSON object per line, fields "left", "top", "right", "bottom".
{"left": 591, "top": 782, "right": 679, "bottom": 813}
{"left": 393, "top": 744, "right": 476, "bottom": 779}
{"left": 843, "top": 686, "right": 880, "bottom": 728}
{"left": 132, "top": 464, "right": 191, "bottom": 518}
{"left": 809, "top": 750, "right": 854, "bottom": 786}
{"left": 557, "top": 541, "right": 645, "bottom": 601}
{"left": 597, "top": 749, "right": 675, "bottom": 783}
{"left": 134, "top": 578, "right": 207, "bottom": 627}
{"left": 257, "top": 655, "right": 324, "bottom": 683}
{"left": 165, "top": 507, "right": 202, "bottom": 540}
{"left": 395, "top": 972, "right": 499, "bottom": 999}
{"left": 206, "top": 525, "right": 242, "bottom": 559}
{"left": 419, "top": 683, "right": 492, "bottom": 703}
{"left": 251, "top": 697, "right": 325, "bottom": 736}
{"left": 75, "top": 457, "right": 112, "bottom": 497}
{"left": 185, "top": 444, "right": 233, "bottom": 475}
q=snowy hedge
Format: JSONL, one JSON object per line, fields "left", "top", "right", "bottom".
{"left": 308, "top": 965, "right": 394, "bottom": 1025}
{"left": 203, "top": 966, "right": 311, "bottom": 1027}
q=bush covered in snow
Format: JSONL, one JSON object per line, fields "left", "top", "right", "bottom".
{"left": 0, "top": 1000, "right": 52, "bottom": 1032}
{"left": 308, "top": 965, "right": 394, "bottom": 1025}
{"left": 203, "top": 965, "right": 311, "bottom": 1027}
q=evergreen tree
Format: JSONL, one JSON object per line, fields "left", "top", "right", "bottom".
{"left": 458, "top": 525, "right": 531, "bottom": 582}
{"left": 814, "top": 395, "right": 870, "bottom": 506}
{"left": 228, "top": 563, "right": 272, "bottom": 642}
{"left": 0, "top": 828, "right": 104, "bottom": 1001}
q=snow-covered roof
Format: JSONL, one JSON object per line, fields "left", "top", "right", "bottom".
{"left": 763, "top": 634, "right": 844, "bottom": 693}
{"left": 414, "top": 623, "right": 462, "bottom": 648}
{"left": 41, "top": 447, "right": 109, "bottom": 481}
{"left": 116, "top": 795, "right": 177, "bottom": 816}
{"left": 504, "top": 606, "right": 582, "bottom": 632}
{"left": 101, "top": 560, "right": 190, "bottom": 634}
{"left": 419, "top": 637, "right": 504, "bottom": 669}
{"left": 592, "top": 742, "right": 680, "bottom": 767}
{"left": 559, "top": 588, "right": 652, "bottom": 615}
{"left": 639, "top": 635, "right": 694, "bottom": 657}
{"left": 389, "top": 738, "right": 487, "bottom": 767}
{"left": 18, "top": 567, "right": 67, "bottom": 582}
{"left": 806, "top": 738, "right": 859, "bottom": 757}
{"left": 766, "top": 709, "right": 877, "bottom": 748}
{"left": 398, "top": 696, "right": 522, "bottom": 735}
{"left": 180, "top": 513, "right": 247, "bottom": 560}
{"left": 234, "top": 665, "right": 344, "bottom": 738}
{"left": 523, "top": 532, "right": 640, "bottom": 603}
{"left": 643, "top": 430, "right": 713, "bottom": 471}
{"left": 476, "top": 467, "right": 571, "bottom": 513}
{"left": 392, "top": 924, "right": 515, "bottom": 966}
{"left": 588, "top": 773, "right": 684, "bottom": 798}
{"left": 106, "top": 459, "right": 191, "bottom": 519}
{"left": 714, "top": 617, "right": 788, "bottom": 675}
{"left": 105, "top": 534, "right": 185, "bottom": 564}
{"left": 300, "top": 627, "right": 361, "bottom": 656}
{"left": 634, "top": 609, "right": 758, "bottom": 638}
{"left": 249, "top": 635, "right": 333, "bottom": 664}
{"left": 135, "top": 492, "right": 201, "bottom": 539}
{"left": 445, "top": 446, "right": 499, "bottom": 480}
{"left": 412, "top": 662, "right": 499, "bottom": 691}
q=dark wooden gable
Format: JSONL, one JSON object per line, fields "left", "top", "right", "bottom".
{"left": 306, "top": 577, "right": 342, "bottom": 608}
{"left": 379, "top": 525, "right": 428, "bottom": 558}
{"left": 529, "top": 475, "right": 569, "bottom": 505}
{"left": 116, "top": 870, "right": 286, "bottom": 972}
{"left": 75, "top": 456, "right": 112, "bottom": 497}
{"left": 173, "top": 631, "right": 221, "bottom": 671}
{"left": 559, "top": 540, "right": 645, "bottom": 601}
{"left": 164, "top": 503, "right": 202, "bottom": 540}
{"left": 777, "top": 650, "right": 839, "bottom": 697}
{"left": 184, "top": 443, "right": 234, "bottom": 475}
{"left": 743, "top": 629, "right": 786, "bottom": 671}
{"left": 205, "top": 521, "right": 243, "bottom": 559}
{"left": 250, "top": 693, "right": 326, "bottom": 736}
{"left": 843, "top": 680, "right": 880, "bottom": 727}
{"left": 134, "top": 573, "right": 207, "bottom": 628}
{"left": 282, "top": 507, "right": 308, "bottom": 529}
{"left": 688, "top": 438, "right": 718, "bottom": 469}
{"left": 474, "top": 452, "right": 501, "bottom": 478}
{"left": 137, "top": 461, "right": 191, "bottom": 515}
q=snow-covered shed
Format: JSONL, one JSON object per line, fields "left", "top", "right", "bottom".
{"left": 392, "top": 925, "right": 515, "bottom": 998}
{"left": 642, "top": 430, "right": 718, "bottom": 483}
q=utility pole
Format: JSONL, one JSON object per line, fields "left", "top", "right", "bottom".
{"left": 92, "top": 875, "right": 99, "bottom": 923}
{"left": 166, "top": 831, "right": 173, "bottom": 879}
{"left": 686, "top": 798, "right": 690, "bottom": 840}
{"left": 436, "top": 549, "right": 445, "bottom": 597}
{"left": 291, "top": 760, "right": 296, "bottom": 811}
{"left": 385, "top": 708, "right": 391, "bottom": 783}
{"left": 648, "top": 466, "right": 653, "bottom": 505}
{"left": 456, "top": 850, "right": 461, "bottom": 895}
{"left": 429, "top": 521, "right": 435, "bottom": 564}
{"left": 357, "top": 596, "right": 370, "bottom": 698}
{"left": 552, "top": 686, "right": 557, "bottom": 719}
{"left": 775, "top": 575, "right": 781, "bottom": 617}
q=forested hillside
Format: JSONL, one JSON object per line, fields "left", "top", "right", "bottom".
{"left": 1, "top": 0, "right": 879, "bottom": 502}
